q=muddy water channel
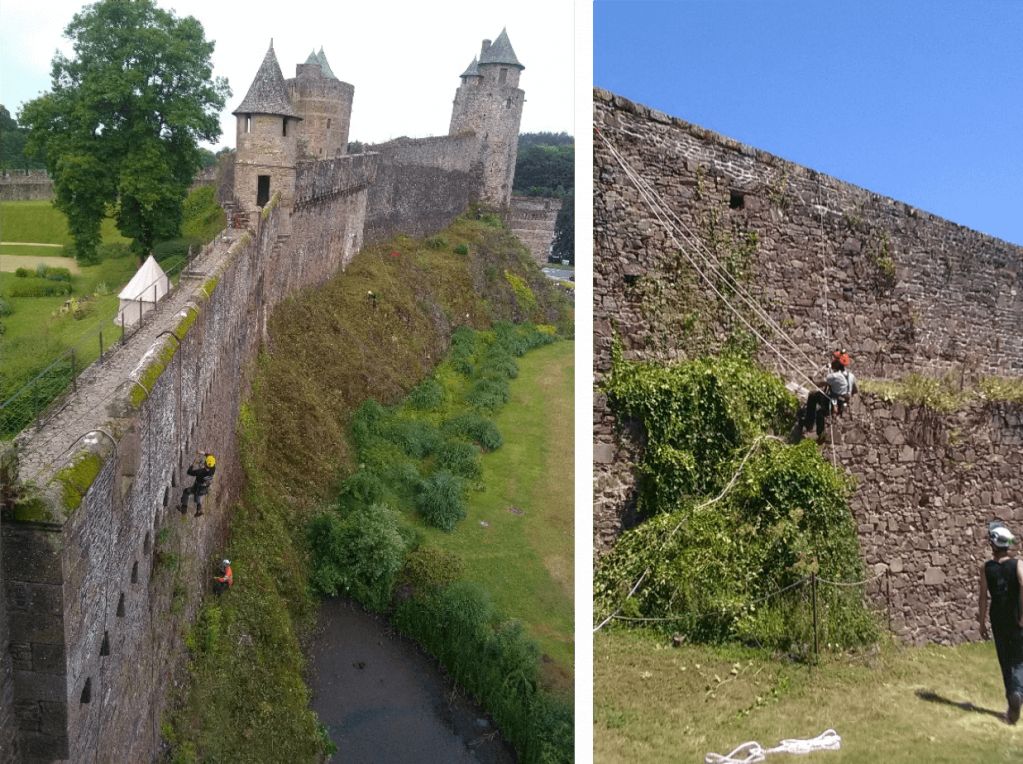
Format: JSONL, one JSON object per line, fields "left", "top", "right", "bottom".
{"left": 308, "top": 598, "right": 515, "bottom": 763}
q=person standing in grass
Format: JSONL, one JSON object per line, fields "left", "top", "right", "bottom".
{"left": 978, "top": 521, "right": 1023, "bottom": 724}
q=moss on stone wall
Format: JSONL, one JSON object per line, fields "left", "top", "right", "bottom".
{"left": 55, "top": 451, "right": 104, "bottom": 513}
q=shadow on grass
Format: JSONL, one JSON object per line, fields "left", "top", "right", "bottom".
{"left": 915, "top": 689, "right": 1005, "bottom": 721}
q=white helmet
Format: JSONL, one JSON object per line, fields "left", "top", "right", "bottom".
{"left": 222, "top": 559, "right": 231, "bottom": 567}
{"left": 989, "top": 523, "right": 1016, "bottom": 549}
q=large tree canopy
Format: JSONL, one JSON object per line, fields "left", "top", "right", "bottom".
{"left": 513, "top": 133, "right": 573, "bottom": 198}
{"left": 20, "top": 0, "right": 229, "bottom": 262}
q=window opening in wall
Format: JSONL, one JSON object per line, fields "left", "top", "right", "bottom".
{"left": 163, "top": 487, "right": 169, "bottom": 507}
{"left": 116, "top": 592, "right": 125, "bottom": 617}
{"left": 505, "top": 98, "right": 512, "bottom": 109}
{"left": 327, "top": 118, "right": 331, "bottom": 129}
{"left": 729, "top": 190, "right": 745, "bottom": 210}
{"left": 100, "top": 632, "right": 110, "bottom": 657}
{"left": 144, "top": 532, "right": 152, "bottom": 555}
{"left": 257, "top": 175, "right": 271, "bottom": 207}
{"left": 282, "top": 118, "right": 288, "bottom": 137}
{"left": 245, "top": 116, "right": 251, "bottom": 133}
{"left": 499, "top": 67, "right": 508, "bottom": 84}
{"left": 81, "top": 678, "right": 92, "bottom": 704}
{"left": 131, "top": 561, "right": 139, "bottom": 584}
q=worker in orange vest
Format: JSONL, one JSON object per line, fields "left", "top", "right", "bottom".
{"left": 213, "top": 559, "right": 233, "bottom": 594}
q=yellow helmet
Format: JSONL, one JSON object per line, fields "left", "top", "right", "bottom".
{"left": 205, "top": 454, "right": 216, "bottom": 468}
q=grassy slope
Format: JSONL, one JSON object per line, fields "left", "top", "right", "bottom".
{"left": 418, "top": 339, "right": 575, "bottom": 687}
{"left": 0, "top": 200, "right": 126, "bottom": 244}
{"left": 596, "top": 629, "right": 1023, "bottom": 763}
{"left": 166, "top": 215, "right": 572, "bottom": 761}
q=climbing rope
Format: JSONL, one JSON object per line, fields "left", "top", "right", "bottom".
{"left": 705, "top": 729, "right": 842, "bottom": 764}
{"left": 596, "top": 129, "right": 821, "bottom": 389}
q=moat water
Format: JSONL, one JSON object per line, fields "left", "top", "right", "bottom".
{"left": 307, "top": 598, "right": 514, "bottom": 763}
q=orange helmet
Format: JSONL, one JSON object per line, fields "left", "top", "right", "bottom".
{"left": 832, "top": 349, "right": 851, "bottom": 368}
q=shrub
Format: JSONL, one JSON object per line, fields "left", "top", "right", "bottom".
{"left": 415, "top": 470, "right": 466, "bottom": 531}
{"left": 408, "top": 378, "right": 444, "bottom": 410}
{"left": 399, "top": 547, "right": 465, "bottom": 595}
{"left": 350, "top": 399, "right": 389, "bottom": 451}
{"left": 44, "top": 266, "right": 72, "bottom": 282}
{"left": 153, "top": 236, "right": 203, "bottom": 265}
{"left": 443, "top": 413, "right": 503, "bottom": 451}
{"left": 384, "top": 418, "right": 442, "bottom": 459}
{"left": 453, "top": 243, "right": 469, "bottom": 256}
{"left": 14, "top": 267, "right": 29, "bottom": 277}
{"left": 35, "top": 262, "right": 47, "bottom": 278}
{"left": 435, "top": 439, "right": 482, "bottom": 480}
{"left": 337, "top": 469, "right": 386, "bottom": 509}
{"left": 98, "top": 242, "right": 132, "bottom": 260}
{"left": 466, "top": 377, "right": 510, "bottom": 413}
{"left": 0, "top": 297, "right": 12, "bottom": 317}
{"left": 394, "top": 583, "right": 572, "bottom": 763}
{"left": 8, "top": 278, "right": 72, "bottom": 297}
{"left": 478, "top": 347, "right": 519, "bottom": 380}
{"left": 425, "top": 236, "right": 447, "bottom": 250}
{"left": 308, "top": 502, "right": 414, "bottom": 611}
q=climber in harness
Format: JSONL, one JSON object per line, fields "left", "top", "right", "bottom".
{"left": 213, "top": 559, "right": 233, "bottom": 594}
{"left": 794, "top": 350, "right": 857, "bottom": 444}
{"left": 978, "top": 521, "right": 1023, "bottom": 724}
{"left": 179, "top": 452, "right": 216, "bottom": 518}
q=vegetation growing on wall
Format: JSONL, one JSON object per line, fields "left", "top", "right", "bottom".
{"left": 595, "top": 345, "right": 878, "bottom": 649}
{"left": 164, "top": 213, "right": 572, "bottom": 762}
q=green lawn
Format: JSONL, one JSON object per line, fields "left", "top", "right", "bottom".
{"left": 417, "top": 339, "right": 575, "bottom": 688}
{"left": 0, "top": 254, "right": 136, "bottom": 414}
{"left": 0, "top": 200, "right": 127, "bottom": 245}
{"left": 596, "top": 629, "right": 1023, "bottom": 763}
{"left": 0, "top": 243, "right": 70, "bottom": 258}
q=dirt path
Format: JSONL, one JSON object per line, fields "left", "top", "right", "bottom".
{"left": 308, "top": 598, "right": 514, "bottom": 763}
{"left": 0, "top": 241, "right": 64, "bottom": 247}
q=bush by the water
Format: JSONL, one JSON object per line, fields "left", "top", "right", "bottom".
{"left": 596, "top": 349, "right": 879, "bottom": 649}
{"left": 415, "top": 470, "right": 467, "bottom": 531}
{"left": 395, "top": 582, "right": 572, "bottom": 763}
{"left": 308, "top": 503, "right": 415, "bottom": 611}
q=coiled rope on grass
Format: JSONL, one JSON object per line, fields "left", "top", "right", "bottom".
{"left": 705, "top": 728, "right": 842, "bottom": 764}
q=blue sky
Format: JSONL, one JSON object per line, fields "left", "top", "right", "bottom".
{"left": 595, "top": 0, "right": 1023, "bottom": 245}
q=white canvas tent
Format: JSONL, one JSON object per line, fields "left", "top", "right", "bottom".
{"left": 116, "top": 255, "right": 169, "bottom": 328}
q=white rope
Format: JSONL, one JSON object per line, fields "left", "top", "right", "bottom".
{"left": 599, "top": 129, "right": 820, "bottom": 374}
{"left": 705, "top": 729, "right": 842, "bottom": 764}
{"left": 597, "top": 130, "right": 821, "bottom": 387}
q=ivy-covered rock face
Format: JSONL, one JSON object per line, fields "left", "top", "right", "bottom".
{"left": 596, "top": 349, "right": 879, "bottom": 648}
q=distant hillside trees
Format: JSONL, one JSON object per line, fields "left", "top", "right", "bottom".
{"left": 20, "top": 0, "right": 229, "bottom": 263}
{"left": 514, "top": 132, "right": 573, "bottom": 198}
{"left": 514, "top": 132, "right": 574, "bottom": 264}
{"left": 0, "top": 105, "right": 46, "bottom": 172}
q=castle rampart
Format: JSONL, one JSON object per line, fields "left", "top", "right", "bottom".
{"left": 508, "top": 195, "right": 562, "bottom": 265}
{"left": 594, "top": 88, "right": 1023, "bottom": 645}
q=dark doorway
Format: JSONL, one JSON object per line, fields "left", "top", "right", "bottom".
{"left": 257, "top": 175, "right": 271, "bottom": 207}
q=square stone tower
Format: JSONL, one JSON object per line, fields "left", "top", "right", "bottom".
{"left": 449, "top": 28, "right": 525, "bottom": 208}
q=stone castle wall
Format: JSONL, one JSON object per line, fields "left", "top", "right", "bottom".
{"left": 364, "top": 133, "right": 483, "bottom": 244}
{"left": 0, "top": 174, "right": 53, "bottom": 202}
{"left": 508, "top": 195, "right": 561, "bottom": 265}
{"left": 594, "top": 88, "right": 1023, "bottom": 644}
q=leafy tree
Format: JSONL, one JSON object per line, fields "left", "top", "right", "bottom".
{"left": 0, "top": 105, "right": 45, "bottom": 172}
{"left": 20, "top": 0, "right": 229, "bottom": 263}
{"left": 551, "top": 191, "right": 574, "bottom": 264}
{"left": 513, "top": 143, "right": 573, "bottom": 197}
{"left": 518, "top": 131, "right": 573, "bottom": 149}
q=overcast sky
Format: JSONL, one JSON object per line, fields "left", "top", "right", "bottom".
{"left": 1, "top": 0, "right": 575, "bottom": 148}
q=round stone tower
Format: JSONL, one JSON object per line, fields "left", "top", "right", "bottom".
{"left": 289, "top": 47, "right": 354, "bottom": 160}
{"left": 233, "top": 41, "right": 301, "bottom": 223}
{"left": 449, "top": 28, "right": 525, "bottom": 208}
